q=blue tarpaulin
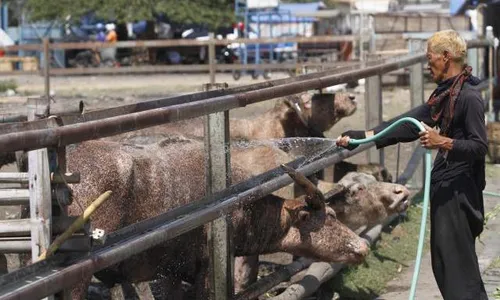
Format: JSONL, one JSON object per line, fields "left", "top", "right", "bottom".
{"left": 249, "top": 2, "right": 322, "bottom": 23}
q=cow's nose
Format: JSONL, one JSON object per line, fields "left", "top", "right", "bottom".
{"left": 349, "top": 94, "right": 356, "bottom": 101}
{"left": 355, "top": 240, "right": 370, "bottom": 259}
{"left": 394, "top": 186, "right": 410, "bottom": 196}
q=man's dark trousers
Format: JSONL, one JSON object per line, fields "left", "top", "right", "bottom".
{"left": 430, "top": 174, "right": 488, "bottom": 300}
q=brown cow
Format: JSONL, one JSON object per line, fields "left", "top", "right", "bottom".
{"left": 104, "top": 92, "right": 357, "bottom": 142}
{"left": 229, "top": 142, "right": 409, "bottom": 292}
{"left": 62, "top": 137, "right": 368, "bottom": 299}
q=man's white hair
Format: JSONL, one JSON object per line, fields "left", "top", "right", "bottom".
{"left": 427, "top": 29, "right": 467, "bottom": 65}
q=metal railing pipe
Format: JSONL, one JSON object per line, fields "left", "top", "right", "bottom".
{"left": 0, "top": 54, "right": 425, "bottom": 153}
{"left": 0, "top": 61, "right": 368, "bottom": 135}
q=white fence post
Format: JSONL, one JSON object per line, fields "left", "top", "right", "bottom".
{"left": 27, "top": 97, "right": 52, "bottom": 262}
{"left": 27, "top": 97, "right": 53, "bottom": 300}
{"left": 364, "top": 31, "right": 383, "bottom": 165}
{"left": 204, "top": 82, "right": 232, "bottom": 300}
{"left": 409, "top": 39, "right": 425, "bottom": 189}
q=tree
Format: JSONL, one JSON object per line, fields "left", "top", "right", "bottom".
{"left": 11, "top": 0, "right": 235, "bottom": 29}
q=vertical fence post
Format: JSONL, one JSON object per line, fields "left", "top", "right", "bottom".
{"left": 468, "top": 47, "right": 479, "bottom": 77}
{"left": 27, "top": 97, "right": 51, "bottom": 262}
{"left": 27, "top": 97, "right": 54, "bottom": 300}
{"left": 487, "top": 26, "right": 495, "bottom": 122}
{"left": 409, "top": 39, "right": 425, "bottom": 188}
{"left": 364, "top": 32, "right": 382, "bottom": 165}
{"left": 204, "top": 82, "right": 232, "bottom": 300}
{"left": 208, "top": 32, "right": 216, "bottom": 85}
{"left": 43, "top": 38, "right": 50, "bottom": 104}
{"left": 477, "top": 4, "right": 486, "bottom": 79}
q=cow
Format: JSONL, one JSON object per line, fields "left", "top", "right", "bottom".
{"left": 61, "top": 137, "right": 369, "bottom": 299}
{"left": 103, "top": 92, "right": 357, "bottom": 142}
{"left": 225, "top": 141, "right": 410, "bottom": 292}
{"left": 234, "top": 169, "right": 411, "bottom": 293}
{"left": 100, "top": 90, "right": 392, "bottom": 184}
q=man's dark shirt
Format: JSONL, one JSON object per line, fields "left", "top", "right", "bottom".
{"left": 371, "top": 76, "right": 488, "bottom": 190}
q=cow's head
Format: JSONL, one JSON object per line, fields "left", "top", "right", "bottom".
{"left": 301, "top": 92, "right": 357, "bottom": 132}
{"left": 326, "top": 172, "right": 410, "bottom": 230}
{"left": 277, "top": 165, "right": 369, "bottom": 264}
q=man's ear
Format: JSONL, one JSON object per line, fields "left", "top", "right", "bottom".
{"left": 442, "top": 50, "right": 451, "bottom": 62}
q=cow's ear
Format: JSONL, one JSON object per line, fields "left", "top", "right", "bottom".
{"left": 300, "top": 93, "right": 312, "bottom": 109}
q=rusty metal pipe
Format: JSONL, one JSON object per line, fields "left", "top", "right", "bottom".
{"left": 0, "top": 144, "right": 370, "bottom": 300}
{"left": 0, "top": 54, "right": 425, "bottom": 153}
{"left": 0, "top": 61, "right": 367, "bottom": 135}
{"left": 0, "top": 115, "right": 26, "bottom": 123}
{"left": 467, "top": 38, "right": 492, "bottom": 49}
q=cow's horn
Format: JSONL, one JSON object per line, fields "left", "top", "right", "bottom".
{"left": 281, "top": 164, "right": 325, "bottom": 210}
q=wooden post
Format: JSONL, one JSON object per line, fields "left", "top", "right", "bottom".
{"left": 409, "top": 39, "right": 425, "bottom": 189}
{"left": 204, "top": 82, "right": 232, "bottom": 300}
{"left": 364, "top": 30, "right": 383, "bottom": 165}
{"left": 208, "top": 32, "right": 216, "bottom": 85}
{"left": 43, "top": 38, "right": 50, "bottom": 105}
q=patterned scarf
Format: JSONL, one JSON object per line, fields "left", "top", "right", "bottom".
{"left": 426, "top": 65, "right": 473, "bottom": 137}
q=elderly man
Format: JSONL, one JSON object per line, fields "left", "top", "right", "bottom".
{"left": 337, "top": 30, "right": 488, "bottom": 299}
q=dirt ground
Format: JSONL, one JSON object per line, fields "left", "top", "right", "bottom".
{"left": 2, "top": 71, "right": 495, "bottom": 299}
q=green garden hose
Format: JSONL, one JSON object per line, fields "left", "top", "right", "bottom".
{"left": 347, "top": 116, "right": 500, "bottom": 299}
{"left": 347, "top": 117, "right": 431, "bottom": 300}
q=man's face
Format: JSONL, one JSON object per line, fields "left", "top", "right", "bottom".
{"left": 426, "top": 45, "right": 449, "bottom": 83}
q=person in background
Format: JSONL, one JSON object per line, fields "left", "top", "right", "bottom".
{"left": 337, "top": 29, "right": 488, "bottom": 300}
{"left": 101, "top": 23, "right": 117, "bottom": 65}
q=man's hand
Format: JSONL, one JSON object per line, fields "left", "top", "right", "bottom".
{"left": 336, "top": 130, "right": 368, "bottom": 150}
{"left": 418, "top": 122, "right": 453, "bottom": 150}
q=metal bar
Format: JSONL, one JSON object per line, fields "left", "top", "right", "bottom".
{"left": 208, "top": 33, "right": 216, "bottom": 85}
{"left": 3, "top": 35, "right": 365, "bottom": 52}
{"left": 0, "top": 172, "right": 79, "bottom": 184}
{"left": 0, "top": 220, "right": 30, "bottom": 236}
{"left": 0, "top": 235, "right": 90, "bottom": 253}
{"left": 0, "top": 144, "right": 371, "bottom": 300}
{"left": 487, "top": 26, "right": 494, "bottom": 120}
{"left": 203, "top": 83, "right": 232, "bottom": 299}
{"left": 0, "top": 173, "right": 28, "bottom": 184}
{"left": 0, "top": 61, "right": 370, "bottom": 135}
{"left": 0, "top": 115, "right": 26, "bottom": 123}
{"left": 0, "top": 190, "right": 29, "bottom": 205}
{"left": 409, "top": 39, "right": 425, "bottom": 189}
{"left": 0, "top": 216, "right": 85, "bottom": 237}
{"left": 468, "top": 48, "right": 479, "bottom": 77}
{"left": 0, "top": 54, "right": 427, "bottom": 154}
{"left": 43, "top": 38, "right": 50, "bottom": 104}
{"left": 365, "top": 75, "right": 382, "bottom": 164}
{"left": 38, "top": 62, "right": 358, "bottom": 76}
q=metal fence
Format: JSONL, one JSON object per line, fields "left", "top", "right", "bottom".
{"left": 0, "top": 36, "right": 495, "bottom": 300}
